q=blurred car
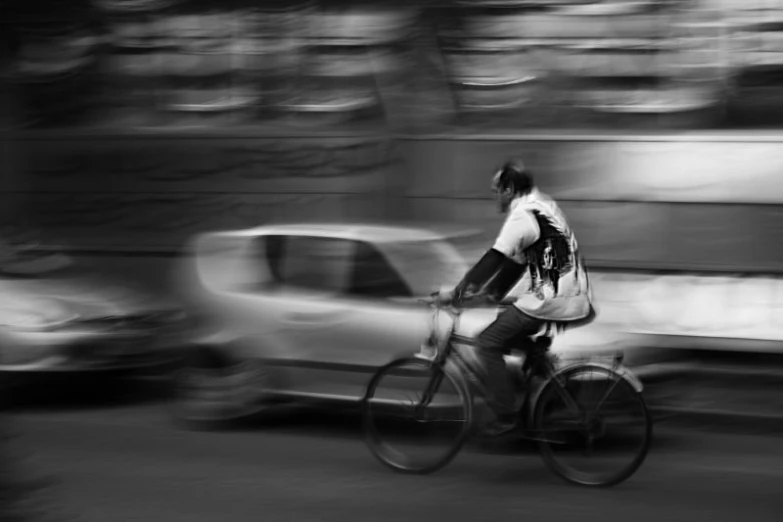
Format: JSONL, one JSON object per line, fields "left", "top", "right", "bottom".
{"left": 170, "top": 223, "right": 655, "bottom": 430}
{"left": 0, "top": 235, "right": 189, "bottom": 391}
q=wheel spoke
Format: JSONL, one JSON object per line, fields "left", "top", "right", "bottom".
{"left": 534, "top": 366, "right": 652, "bottom": 487}
{"left": 363, "top": 358, "right": 471, "bottom": 474}
{"left": 592, "top": 376, "right": 622, "bottom": 417}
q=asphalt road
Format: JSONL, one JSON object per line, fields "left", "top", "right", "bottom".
{"left": 6, "top": 391, "right": 783, "bottom": 522}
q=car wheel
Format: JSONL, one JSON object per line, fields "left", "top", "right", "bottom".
{"left": 167, "top": 347, "right": 272, "bottom": 431}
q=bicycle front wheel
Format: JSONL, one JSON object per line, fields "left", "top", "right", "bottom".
{"left": 534, "top": 364, "right": 653, "bottom": 487}
{"left": 363, "top": 357, "right": 472, "bottom": 474}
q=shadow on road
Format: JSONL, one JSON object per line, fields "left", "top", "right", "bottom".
{"left": 4, "top": 376, "right": 704, "bottom": 457}
{"left": 3, "top": 376, "right": 170, "bottom": 411}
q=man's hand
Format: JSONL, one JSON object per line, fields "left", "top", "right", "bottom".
{"left": 434, "top": 289, "right": 456, "bottom": 305}
{"left": 434, "top": 282, "right": 477, "bottom": 306}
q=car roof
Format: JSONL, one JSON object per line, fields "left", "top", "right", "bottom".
{"left": 210, "top": 223, "right": 455, "bottom": 244}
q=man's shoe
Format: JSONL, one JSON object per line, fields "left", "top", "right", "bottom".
{"left": 480, "top": 416, "right": 519, "bottom": 438}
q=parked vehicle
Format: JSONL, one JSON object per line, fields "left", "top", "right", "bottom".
{"left": 169, "top": 223, "right": 657, "bottom": 430}
{"left": 0, "top": 235, "right": 188, "bottom": 392}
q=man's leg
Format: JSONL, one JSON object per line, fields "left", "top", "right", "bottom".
{"left": 475, "top": 306, "right": 543, "bottom": 435}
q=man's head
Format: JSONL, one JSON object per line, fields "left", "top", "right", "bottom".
{"left": 491, "top": 159, "right": 535, "bottom": 214}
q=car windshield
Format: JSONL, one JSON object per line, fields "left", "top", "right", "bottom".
{"left": 378, "top": 239, "right": 468, "bottom": 297}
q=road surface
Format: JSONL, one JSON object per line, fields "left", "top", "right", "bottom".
{"left": 6, "top": 394, "right": 783, "bottom": 522}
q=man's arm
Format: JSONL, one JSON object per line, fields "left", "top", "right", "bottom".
{"left": 451, "top": 210, "right": 540, "bottom": 299}
{"left": 452, "top": 248, "right": 507, "bottom": 298}
{"left": 484, "top": 258, "right": 526, "bottom": 300}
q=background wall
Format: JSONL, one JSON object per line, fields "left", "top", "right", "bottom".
{"left": 400, "top": 136, "right": 783, "bottom": 273}
{"left": 6, "top": 133, "right": 783, "bottom": 275}
{"left": 3, "top": 131, "right": 783, "bottom": 349}
{"left": 7, "top": 133, "right": 406, "bottom": 251}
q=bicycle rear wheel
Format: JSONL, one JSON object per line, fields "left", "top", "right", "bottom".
{"left": 534, "top": 364, "right": 652, "bottom": 487}
{"left": 363, "top": 357, "right": 472, "bottom": 474}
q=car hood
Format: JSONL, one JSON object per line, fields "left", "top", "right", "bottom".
{"left": 0, "top": 275, "right": 179, "bottom": 323}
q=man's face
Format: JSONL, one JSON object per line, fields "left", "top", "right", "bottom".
{"left": 492, "top": 182, "right": 513, "bottom": 214}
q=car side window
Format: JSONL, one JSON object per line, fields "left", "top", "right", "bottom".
{"left": 279, "top": 236, "right": 354, "bottom": 294}
{"left": 236, "top": 235, "right": 285, "bottom": 291}
{"left": 197, "top": 233, "right": 277, "bottom": 292}
{"left": 349, "top": 241, "right": 412, "bottom": 299}
{"left": 263, "top": 235, "right": 286, "bottom": 284}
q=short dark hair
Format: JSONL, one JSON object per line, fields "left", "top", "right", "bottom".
{"left": 493, "top": 159, "right": 534, "bottom": 196}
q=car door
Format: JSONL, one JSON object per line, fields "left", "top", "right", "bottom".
{"left": 249, "top": 234, "right": 360, "bottom": 396}
{"left": 255, "top": 235, "right": 430, "bottom": 400}
{"left": 324, "top": 240, "right": 433, "bottom": 397}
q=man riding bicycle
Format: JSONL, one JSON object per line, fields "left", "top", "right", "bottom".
{"left": 437, "top": 159, "right": 594, "bottom": 437}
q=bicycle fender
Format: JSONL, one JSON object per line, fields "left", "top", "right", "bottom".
{"left": 554, "top": 361, "right": 644, "bottom": 393}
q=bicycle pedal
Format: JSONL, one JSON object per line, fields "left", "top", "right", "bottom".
{"left": 521, "top": 431, "right": 568, "bottom": 444}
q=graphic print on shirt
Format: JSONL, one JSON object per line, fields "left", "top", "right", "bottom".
{"left": 523, "top": 201, "right": 581, "bottom": 299}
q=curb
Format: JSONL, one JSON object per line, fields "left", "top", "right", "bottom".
{"left": 634, "top": 362, "right": 783, "bottom": 385}
{"left": 635, "top": 361, "right": 783, "bottom": 435}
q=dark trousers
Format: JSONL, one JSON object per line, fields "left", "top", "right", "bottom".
{"left": 475, "top": 306, "right": 544, "bottom": 419}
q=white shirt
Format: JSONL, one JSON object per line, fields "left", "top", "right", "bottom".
{"left": 492, "top": 189, "right": 592, "bottom": 322}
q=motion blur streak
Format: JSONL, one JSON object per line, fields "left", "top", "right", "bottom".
{"left": 2, "top": 1, "right": 783, "bottom": 521}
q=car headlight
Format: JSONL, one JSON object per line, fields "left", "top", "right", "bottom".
{"left": 0, "top": 301, "right": 80, "bottom": 332}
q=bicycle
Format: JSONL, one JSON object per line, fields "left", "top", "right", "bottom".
{"left": 362, "top": 292, "right": 652, "bottom": 487}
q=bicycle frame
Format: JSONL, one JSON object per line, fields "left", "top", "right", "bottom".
{"left": 416, "top": 301, "right": 610, "bottom": 425}
{"left": 364, "top": 297, "right": 653, "bottom": 484}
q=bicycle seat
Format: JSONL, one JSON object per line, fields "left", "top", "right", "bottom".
{"left": 557, "top": 305, "right": 597, "bottom": 331}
